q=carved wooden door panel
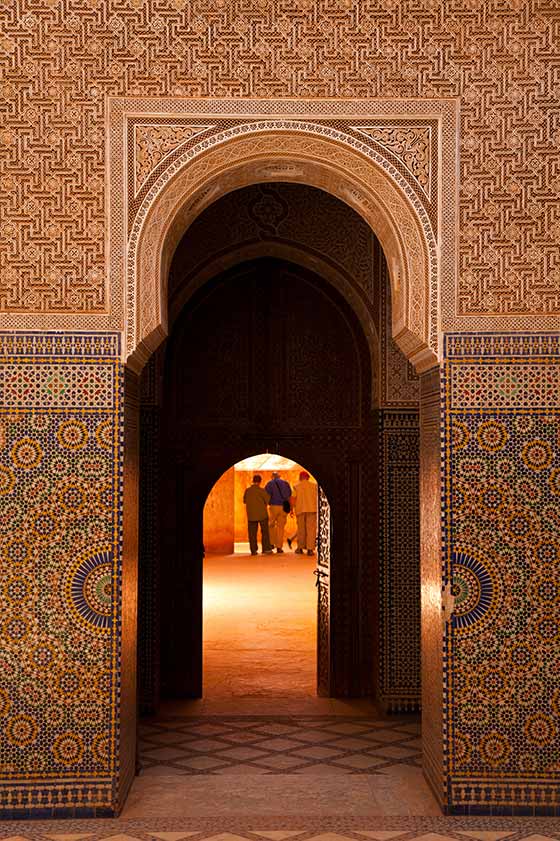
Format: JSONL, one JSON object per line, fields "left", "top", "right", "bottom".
{"left": 316, "top": 485, "right": 331, "bottom": 696}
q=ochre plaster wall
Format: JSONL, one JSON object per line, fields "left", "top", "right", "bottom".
{"left": 203, "top": 466, "right": 235, "bottom": 555}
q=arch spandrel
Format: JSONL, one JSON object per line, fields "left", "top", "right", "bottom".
{"left": 127, "top": 122, "right": 440, "bottom": 374}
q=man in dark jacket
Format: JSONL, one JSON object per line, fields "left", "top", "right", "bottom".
{"left": 265, "top": 471, "right": 292, "bottom": 553}
{"left": 243, "top": 474, "right": 274, "bottom": 555}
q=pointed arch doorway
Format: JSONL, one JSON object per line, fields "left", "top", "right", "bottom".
{"left": 146, "top": 256, "right": 378, "bottom": 703}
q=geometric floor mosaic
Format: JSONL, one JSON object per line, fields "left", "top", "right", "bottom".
{"left": 3, "top": 718, "right": 560, "bottom": 832}
{"left": 139, "top": 717, "right": 422, "bottom": 776}
{"left": 1, "top": 818, "right": 560, "bottom": 838}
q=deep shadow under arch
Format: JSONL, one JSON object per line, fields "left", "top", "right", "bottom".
{"left": 147, "top": 256, "right": 380, "bottom": 701}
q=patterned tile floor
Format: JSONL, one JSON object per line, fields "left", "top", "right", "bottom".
{"left": 3, "top": 718, "right": 560, "bottom": 835}
{"left": 125, "top": 714, "right": 437, "bottom": 819}
{"left": 138, "top": 716, "right": 422, "bottom": 776}
{"left": 1, "top": 818, "right": 560, "bottom": 840}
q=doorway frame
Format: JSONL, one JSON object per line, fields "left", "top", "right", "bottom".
{"left": 154, "top": 255, "right": 378, "bottom": 701}
{"left": 201, "top": 459, "right": 333, "bottom": 698}
{"left": 112, "top": 97, "right": 459, "bottom": 808}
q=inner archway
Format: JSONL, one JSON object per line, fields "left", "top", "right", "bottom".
{"left": 155, "top": 255, "right": 377, "bottom": 701}
{"left": 128, "top": 124, "right": 438, "bottom": 372}
{"left": 202, "top": 453, "right": 325, "bottom": 699}
{"left": 132, "top": 179, "right": 433, "bottom": 813}
{"left": 137, "top": 183, "right": 424, "bottom": 717}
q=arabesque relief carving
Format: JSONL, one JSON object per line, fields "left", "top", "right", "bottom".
{"left": 353, "top": 126, "right": 431, "bottom": 196}
{"left": 134, "top": 124, "right": 213, "bottom": 195}
{"left": 0, "top": 1, "right": 558, "bottom": 334}
{"left": 134, "top": 128, "right": 431, "bottom": 371}
{"left": 106, "top": 101, "right": 456, "bottom": 372}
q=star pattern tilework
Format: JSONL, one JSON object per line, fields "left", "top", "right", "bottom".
{"left": 0, "top": 333, "right": 122, "bottom": 818}
{"left": 443, "top": 334, "right": 560, "bottom": 814}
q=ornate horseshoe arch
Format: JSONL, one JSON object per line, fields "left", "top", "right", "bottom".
{"left": 107, "top": 98, "right": 458, "bottom": 373}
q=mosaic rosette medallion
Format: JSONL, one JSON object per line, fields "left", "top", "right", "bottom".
{"left": 444, "top": 335, "right": 560, "bottom": 812}
{"left": 451, "top": 548, "right": 502, "bottom": 633}
{"left": 64, "top": 546, "right": 114, "bottom": 633}
{"left": 0, "top": 334, "right": 121, "bottom": 816}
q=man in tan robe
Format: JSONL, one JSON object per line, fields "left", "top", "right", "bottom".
{"left": 292, "top": 471, "right": 318, "bottom": 556}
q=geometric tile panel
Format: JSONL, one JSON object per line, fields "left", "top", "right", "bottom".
{"left": 0, "top": 333, "right": 122, "bottom": 818}
{"left": 442, "top": 333, "right": 560, "bottom": 814}
{"left": 0, "top": 363, "right": 116, "bottom": 409}
{"left": 378, "top": 412, "right": 420, "bottom": 710}
{"left": 450, "top": 364, "right": 559, "bottom": 410}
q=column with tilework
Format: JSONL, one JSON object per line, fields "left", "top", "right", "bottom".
{"left": 442, "top": 334, "right": 560, "bottom": 815}
{"left": 0, "top": 333, "right": 127, "bottom": 818}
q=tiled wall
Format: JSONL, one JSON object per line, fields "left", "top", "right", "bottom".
{"left": 2, "top": 329, "right": 559, "bottom": 817}
{"left": 0, "top": 333, "right": 122, "bottom": 818}
{"left": 138, "top": 354, "right": 161, "bottom": 716}
{"left": 378, "top": 410, "right": 420, "bottom": 711}
{"left": 443, "top": 334, "right": 560, "bottom": 815}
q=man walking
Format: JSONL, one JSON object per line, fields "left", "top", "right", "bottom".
{"left": 243, "top": 475, "right": 273, "bottom": 556}
{"left": 265, "top": 470, "right": 292, "bottom": 553}
{"left": 292, "top": 471, "right": 318, "bottom": 556}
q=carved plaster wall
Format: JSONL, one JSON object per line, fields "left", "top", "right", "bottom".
{"left": 113, "top": 101, "right": 452, "bottom": 373}
{"left": 0, "top": 1, "right": 558, "bottom": 335}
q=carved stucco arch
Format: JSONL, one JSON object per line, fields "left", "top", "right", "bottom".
{"left": 130, "top": 122, "right": 437, "bottom": 373}
{"left": 169, "top": 240, "right": 381, "bottom": 406}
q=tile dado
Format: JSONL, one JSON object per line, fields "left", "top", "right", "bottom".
{"left": 443, "top": 333, "right": 560, "bottom": 815}
{"left": 2, "top": 329, "right": 560, "bottom": 819}
{"left": 0, "top": 333, "right": 122, "bottom": 819}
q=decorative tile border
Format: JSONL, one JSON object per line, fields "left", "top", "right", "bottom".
{"left": 379, "top": 411, "right": 421, "bottom": 711}
{"left": 1, "top": 814, "right": 560, "bottom": 834}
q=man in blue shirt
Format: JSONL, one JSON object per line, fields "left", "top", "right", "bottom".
{"left": 265, "top": 471, "right": 292, "bottom": 553}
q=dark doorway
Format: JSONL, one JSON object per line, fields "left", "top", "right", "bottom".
{"left": 147, "top": 257, "right": 378, "bottom": 702}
